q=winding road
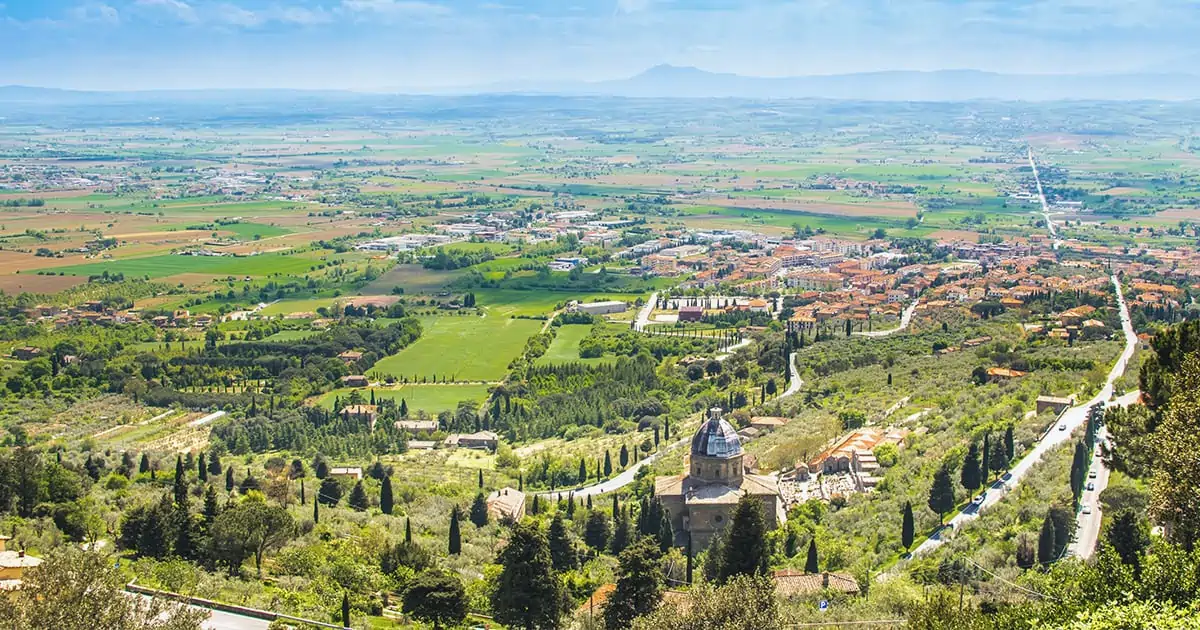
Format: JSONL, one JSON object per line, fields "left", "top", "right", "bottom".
{"left": 911, "top": 274, "right": 1137, "bottom": 557}
{"left": 853, "top": 299, "right": 919, "bottom": 338}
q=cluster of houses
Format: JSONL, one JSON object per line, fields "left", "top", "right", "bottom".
{"left": 3, "top": 302, "right": 216, "bottom": 330}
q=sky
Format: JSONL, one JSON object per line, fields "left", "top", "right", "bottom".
{"left": 2, "top": 0, "right": 1199, "bottom": 90}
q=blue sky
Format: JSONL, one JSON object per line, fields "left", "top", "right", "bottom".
{"left": 2, "top": 0, "right": 1198, "bottom": 90}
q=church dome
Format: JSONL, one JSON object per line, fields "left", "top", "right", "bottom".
{"left": 691, "top": 408, "right": 743, "bottom": 459}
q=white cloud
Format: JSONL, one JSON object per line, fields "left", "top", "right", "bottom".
{"left": 135, "top": 0, "right": 197, "bottom": 22}
{"left": 214, "top": 3, "right": 263, "bottom": 26}
{"left": 68, "top": 2, "right": 120, "bottom": 24}
{"left": 340, "top": 0, "right": 451, "bottom": 16}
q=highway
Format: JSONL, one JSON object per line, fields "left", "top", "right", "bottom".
{"left": 912, "top": 274, "right": 1137, "bottom": 557}
{"left": 1028, "top": 147, "right": 1063, "bottom": 249}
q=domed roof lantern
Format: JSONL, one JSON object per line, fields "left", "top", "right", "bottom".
{"left": 691, "top": 407, "right": 743, "bottom": 459}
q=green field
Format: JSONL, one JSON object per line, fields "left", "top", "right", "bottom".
{"left": 537, "top": 324, "right": 613, "bottom": 366}
{"left": 372, "top": 315, "right": 542, "bottom": 381}
{"left": 53, "top": 252, "right": 320, "bottom": 279}
{"left": 318, "top": 383, "right": 492, "bottom": 415}
{"left": 219, "top": 222, "right": 292, "bottom": 240}
{"left": 259, "top": 298, "right": 338, "bottom": 316}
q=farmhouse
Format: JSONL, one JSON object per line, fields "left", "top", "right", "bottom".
{"left": 486, "top": 488, "right": 526, "bottom": 522}
{"left": 809, "top": 427, "right": 908, "bottom": 476}
{"left": 328, "top": 467, "right": 363, "bottom": 480}
{"left": 341, "top": 405, "right": 378, "bottom": 429}
{"left": 655, "top": 408, "right": 784, "bottom": 549}
{"left": 445, "top": 430, "right": 499, "bottom": 450}
{"left": 986, "top": 367, "right": 1028, "bottom": 382}
{"left": 337, "top": 351, "right": 364, "bottom": 364}
{"left": 0, "top": 537, "right": 41, "bottom": 590}
{"left": 340, "top": 375, "right": 369, "bottom": 388}
{"left": 678, "top": 306, "right": 704, "bottom": 322}
{"left": 773, "top": 569, "right": 860, "bottom": 598}
{"left": 10, "top": 347, "right": 40, "bottom": 361}
{"left": 395, "top": 419, "right": 438, "bottom": 435}
{"left": 750, "top": 416, "right": 789, "bottom": 433}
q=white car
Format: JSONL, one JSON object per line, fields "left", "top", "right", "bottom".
{"left": 1081, "top": 505, "right": 1092, "bottom": 515}
{"left": 1059, "top": 424, "right": 1067, "bottom": 431}
{"left": 1088, "top": 470, "right": 1097, "bottom": 479}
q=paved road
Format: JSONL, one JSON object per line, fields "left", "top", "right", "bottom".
{"left": 137, "top": 594, "right": 271, "bottom": 630}
{"left": 854, "top": 299, "right": 919, "bottom": 338}
{"left": 1068, "top": 389, "right": 1140, "bottom": 559}
{"left": 1028, "top": 147, "right": 1063, "bottom": 249}
{"left": 912, "top": 274, "right": 1136, "bottom": 557}
{"left": 534, "top": 434, "right": 690, "bottom": 500}
{"left": 779, "top": 352, "right": 803, "bottom": 399}
{"left": 634, "top": 292, "right": 657, "bottom": 331}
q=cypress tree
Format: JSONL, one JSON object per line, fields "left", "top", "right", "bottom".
{"left": 718, "top": 495, "right": 769, "bottom": 582}
{"left": 400, "top": 399, "right": 408, "bottom": 417}
{"left": 478, "top": 469, "right": 484, "bottom": 489}
{"left": 604, "top": 538, "right": 664, "bottom": 630}
{"left": 300, "top": 479, "right": 306, "bottom": 505}
{"left": 610, "top": 509, "right": 631, "bottom": 554}
{"left": 685, "top": 533, "right": 694, "bottom": 584}
{"left": 449, "top": 506, "right": 462, "bottom": 555}
{"left": 348, "top": 481, "right": 369, "bottom": 511}
{"left": 619, "top": 445, "right": 629, "bottom": 468}
{"left": 1005, "top": 425, "right": 1016, "bottom": 461}
{"left": 470, "top": 493, "right": 489, "bottom": 527}
{"left": 173, "top": 456, "right": 188, "bottom": 507}
{"left": 405, "top": 517, "right": 413, "bottom": 544}
{"left": 202, "top": 484, "right": 220, "bottom": 527}
{"left": 1038, "top": 512, "right": 1056, "bottom": 565}
{"left": 313, "top": 494, "right": 320, "bottom": 524}
{"left": 584, "top": 510, "right": 611, "bottom": 551}
{"left": 961, "top": 442, "right": 981, "bottom": 492}
{"left": 341, "top": 593, "right": 350, "bottom": 629}
{"left": 928, "top": 465, "right": 956, "bottom": 524}
{"left": 604, "top": 451, "right": 613, "bottom": 477}
{"left": 805, "top": 538, "right": 819, "bottom": 574}
{"left": 380, "top": 476, "right": 394, "bottom": 515}
{"left": 547, "top": 512, "right": 577, "bottom": 571}
{"left": 490, "top": 522, "right": 565, "bottom": 630}
{"left": 981, "top": 434, "right": 991, "bottom": 483}
{"left": 197, "top": 452, "right": 208, "bottom": 483}
{"left": 902, "top": 500, "right": 915, "bottom": 550}
{"left": 139, "top": 453, "right": 150, "bottom": 474}
{"left": 664, "top": 417, "right": 670, "bottom": 441}
{"left": 225, "top": 467, "right": 234, "bottom": 492}
{"left": 785, "top": 529, "right": 799, "bottom": 557}
{"left": 208, "top": 452, "right": 222, "bottom": 477}
{"left": 578, "top": 458, "right": 587, "bottom": 484}
{"left": 989, "top": 435, "right": 1009, "bottom": 475}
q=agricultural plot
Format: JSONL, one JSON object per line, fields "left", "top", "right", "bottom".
{"left": 537, "top": 324, "right": 614, "bottom": 366}
{"left": 51, "top": 251, "right": 320, "bottom": 279}
{"left": 372, "top": 315, "right": 541, "bottom": 382}
{"left": 317, "top": 383, "right": 491, "bottom": 415}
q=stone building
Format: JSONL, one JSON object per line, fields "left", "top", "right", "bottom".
{"left": 655, "top": 408, "right": 783, "bottom": 549}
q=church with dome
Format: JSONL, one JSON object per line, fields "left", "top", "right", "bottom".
{"left": 655, "top": 408, "right": 785, "bottom": 549}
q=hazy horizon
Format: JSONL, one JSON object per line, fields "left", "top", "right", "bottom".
{"left": 4, "top": 0, "right": 1200, "bottom": 91}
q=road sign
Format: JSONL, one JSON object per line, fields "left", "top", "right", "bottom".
{"left": 819, "top": 600, "right": 829, "bottom": 612}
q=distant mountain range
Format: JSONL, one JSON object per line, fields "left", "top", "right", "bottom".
{"left": 476, "top": 65, "right": 1200, "bottom": 101}
{"left": 5, "top": 65, "right": 1200, "bottom": 102}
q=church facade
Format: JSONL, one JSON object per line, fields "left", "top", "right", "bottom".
{"left": 655, "top": 408, "right": 784, "bottom": 549}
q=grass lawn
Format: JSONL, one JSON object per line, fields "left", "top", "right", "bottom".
{"left": 372, "top": 315, "right": 541, "bottom": 381}
{"left": 259, "top": 297, "right": 338, "bottom": 316}
{"left": 537, "top": 324, "right": 614, "bottom": 366}
{"left": 317, "top": 383, "right": 491, "bottom": 415}
{"left": 264, "top": 329, "right": 321, "bottom": 341}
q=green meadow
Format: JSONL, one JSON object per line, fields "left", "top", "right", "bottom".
{"left": 372, "top": 315, "right": 542, "bottom": 382}
{"left": 318, "top": 383, "right": 491, "bottom": 416}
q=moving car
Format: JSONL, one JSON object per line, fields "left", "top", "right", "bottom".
{"left": 1082, "top": 505, "right": 1093, "bottom": 515}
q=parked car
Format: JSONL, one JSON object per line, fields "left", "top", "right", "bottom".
{"left": 1059, "top": 423, "right": 1067, "bottom": 431}
{"left": 1088, "top": 470, "right": 1097, "bottom": 479}
{"left": 1082, "top": 505, "right": 1093, "bottom": 515}
{"left": 1087, "top": 482, "right": 1095, "bottom": 491}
